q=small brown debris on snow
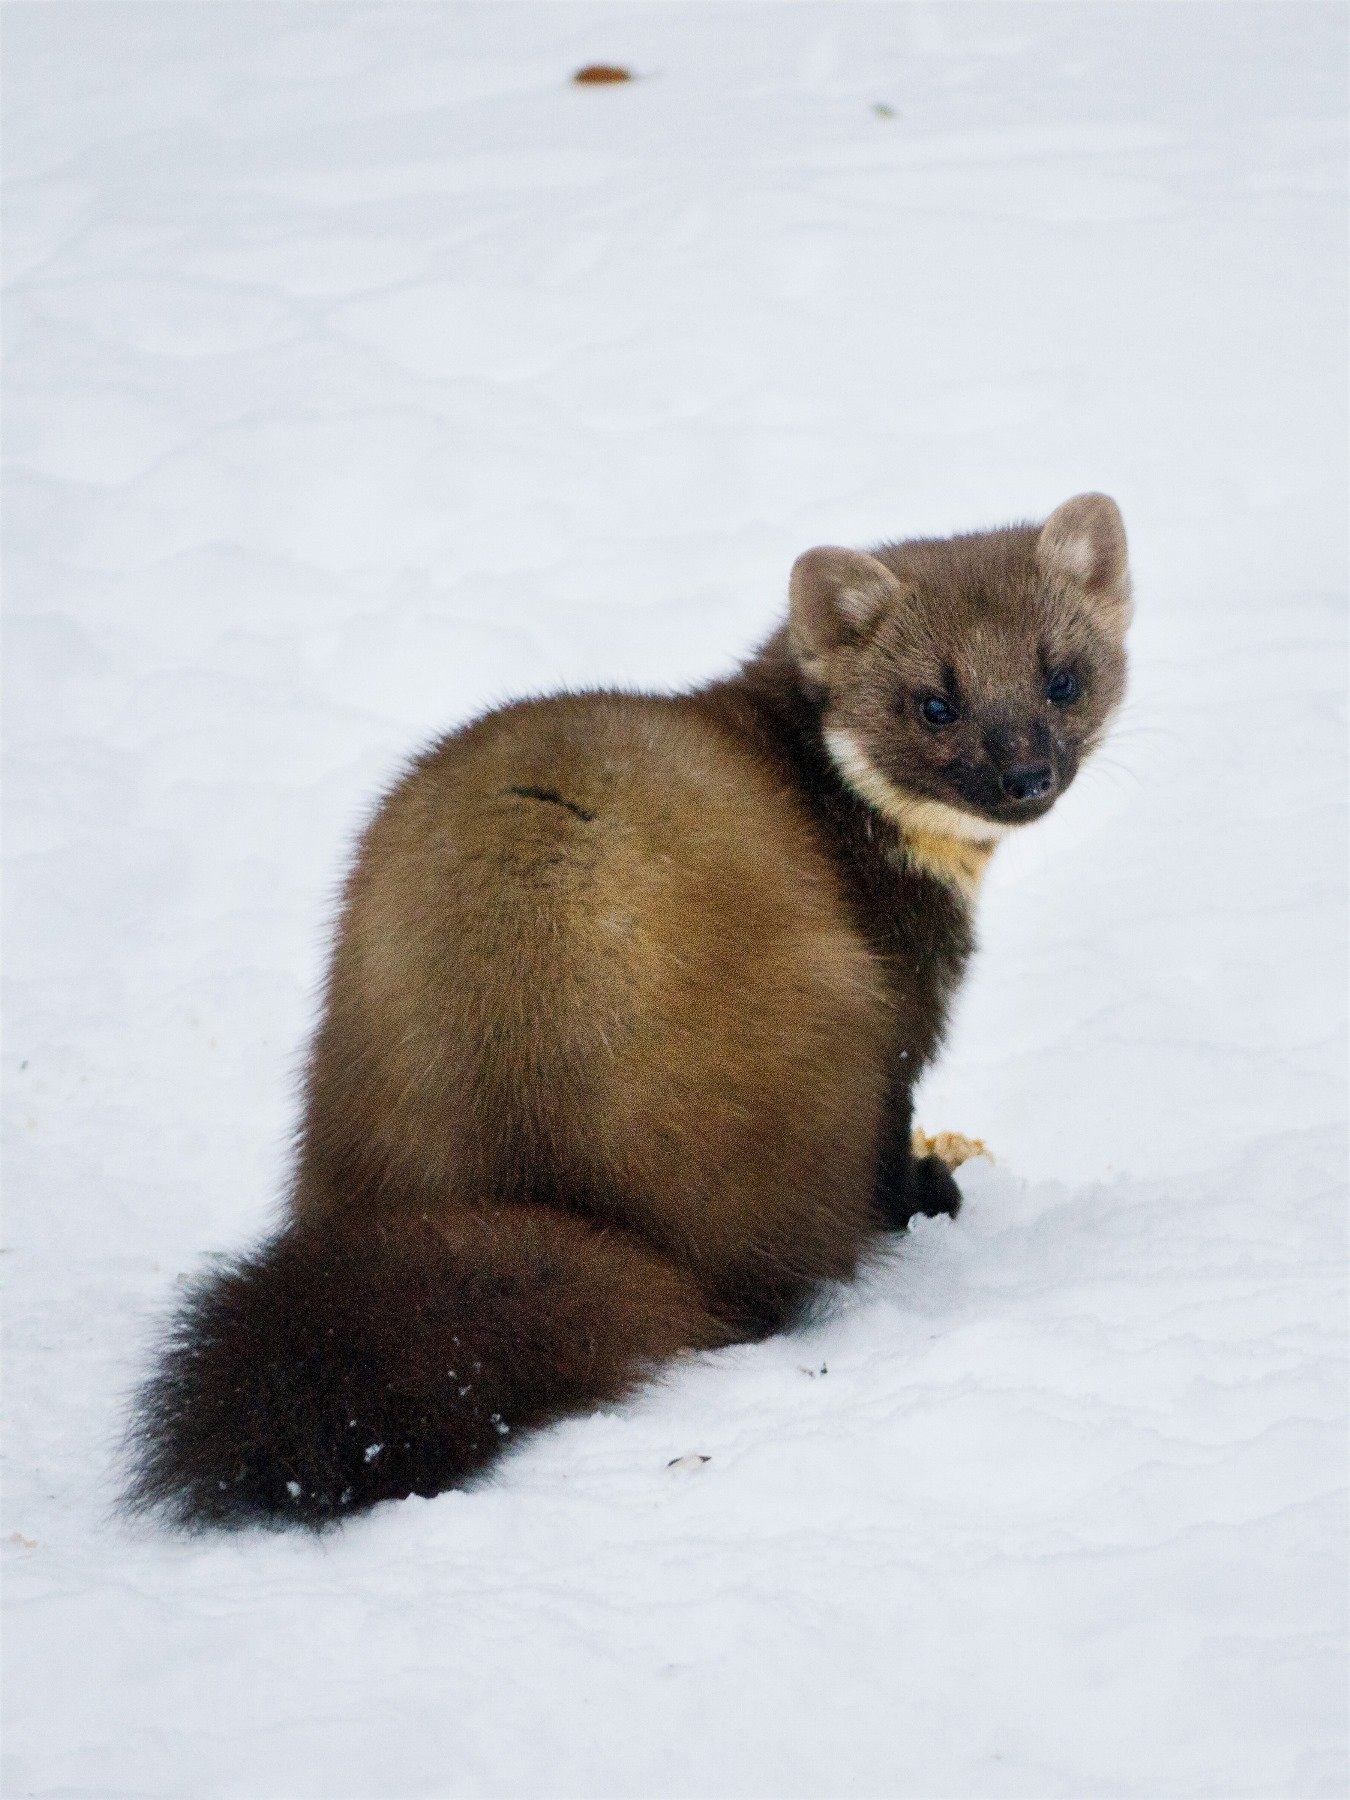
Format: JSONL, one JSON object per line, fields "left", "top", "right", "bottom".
{"left": 911, "top": 1127, "right": 993, "bottom": 1169}
{"left": 573, "top": 65, "right": 634, "bottom": 86}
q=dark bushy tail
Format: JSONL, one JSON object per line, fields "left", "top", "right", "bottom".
{"left": 125, "top": 1203, "right": 724, "bottom": 1530}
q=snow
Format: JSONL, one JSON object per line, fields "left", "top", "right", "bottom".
{"left": 3, "top": 4, "right": 1345, "bottom": 1796}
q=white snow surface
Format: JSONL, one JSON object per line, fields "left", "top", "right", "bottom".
{"left": 3, "top": 5, "right": 1346, "bottom": 1796}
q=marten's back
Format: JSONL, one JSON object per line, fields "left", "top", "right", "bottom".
{"left": 297, "top": 692, "right": 890, "bottom": 1301}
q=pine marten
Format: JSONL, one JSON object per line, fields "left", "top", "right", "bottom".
{"left": 126, "top": 494, "right": 1131, "bottom": 1529}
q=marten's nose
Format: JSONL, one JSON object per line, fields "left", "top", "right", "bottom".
{"left": 1000, "top": 764, "right": 1054, "bottom": 803}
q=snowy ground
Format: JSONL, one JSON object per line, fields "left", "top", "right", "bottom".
{"left": 3, "top": 4, "right": 1346, "bottom": 1796}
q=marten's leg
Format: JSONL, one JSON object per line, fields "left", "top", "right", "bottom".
{"left": 873, "top": 1082, "right": 963, "bottom": 1229}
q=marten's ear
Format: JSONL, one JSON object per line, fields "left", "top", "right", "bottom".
{"left": 1038, "top": 493, "right": 1131, "bottom": 628}
{"left": 788, "top": 547, "right": 904, "bottom": 692}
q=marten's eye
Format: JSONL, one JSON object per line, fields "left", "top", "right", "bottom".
{"left": 920, "top": 694, "right": 960, "bottom": 727}
{"left": 1046, "top": 670, "right": 1080, "bottom": 706}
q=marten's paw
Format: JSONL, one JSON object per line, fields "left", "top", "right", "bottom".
{"left": 911, "top": 1128, "right": 992, "bottom": 1170}
{"left": 907, "top": 1154, "right": 962, "bottom": 1223}
{"left": 876, "top": 1145, "right": 964, "bottom": 1229}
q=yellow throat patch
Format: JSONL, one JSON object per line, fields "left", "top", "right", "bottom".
{"left": 823, "top": 727, "right": 1004, "bottom": 902}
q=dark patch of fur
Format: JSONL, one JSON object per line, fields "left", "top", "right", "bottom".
{"left": 506, "top": 785, "right": 596, "bottom": 822}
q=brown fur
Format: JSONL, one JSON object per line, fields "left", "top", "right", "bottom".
{"left": 126, "top": 495, "right": 1130, "bottom": 1528}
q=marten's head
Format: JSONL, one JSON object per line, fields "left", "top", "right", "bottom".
{"left": 790, "top": 494, "right": 1131, "bottom": 846}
